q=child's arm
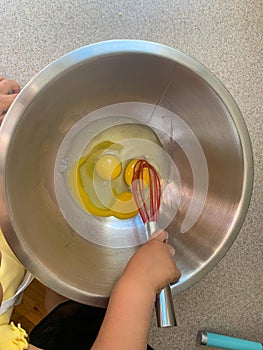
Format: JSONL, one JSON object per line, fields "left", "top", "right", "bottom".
{"left": 91, "top": 230, "right": 181, "bottom": 350}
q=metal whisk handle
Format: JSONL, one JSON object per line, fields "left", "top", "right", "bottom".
{"left": 144, "top": 222, "right": 177, "bottom": 328}
{"left": 155, "top": 285, "right": 177, "bottom": 327}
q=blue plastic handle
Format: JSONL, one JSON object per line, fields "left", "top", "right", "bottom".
{"left": 206, "top": 331, "right": 262, "bottom": 350}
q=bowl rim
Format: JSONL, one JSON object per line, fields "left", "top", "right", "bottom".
{"left": 0, "top": 40, "right": 254, "bottom": 304}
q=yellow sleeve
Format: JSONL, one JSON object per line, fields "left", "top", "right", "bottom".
{"left": 0, "top": 229, "right": 26, "bottom": 324}
{"left": 0, "top": 322, "right": 28, "bottom": 350}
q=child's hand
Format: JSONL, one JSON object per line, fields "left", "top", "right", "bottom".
{"left": 122, "top": 230, "right": 181, "bottom": 296}
{"left": 92, "top": 231, "right": 181, "bottom": 349}
{"left": 0, "top": 76, "right": 20, "bottom": 125}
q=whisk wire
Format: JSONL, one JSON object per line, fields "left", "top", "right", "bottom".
{"left": 132, "top": 159, "right": 161, "bottom": 224}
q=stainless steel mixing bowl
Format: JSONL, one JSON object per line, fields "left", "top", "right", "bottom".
{"left": 0, "top": 40, "right": 253, "bottom": 306}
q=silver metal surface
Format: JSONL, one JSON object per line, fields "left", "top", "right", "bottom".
{"left": 0, "top": 40, "right": 253, "bottom": 306}
{"left": 197, "top": 330, "right": 208, "bottom": 345}
{"left": 144, "top": 221, "right": 158, "bottom": 240}
{"left": 155, "top": 286, "right": 177, "bottom": 328}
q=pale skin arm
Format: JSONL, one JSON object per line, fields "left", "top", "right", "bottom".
{"left": 91, "top": 230, "right": 181, "bottom": 350}
{"left": 1, "top": 230, "right": 179, "bottom": 350}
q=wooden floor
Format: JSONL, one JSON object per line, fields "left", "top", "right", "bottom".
{"left": 12, "top": 279, "right": 47, "bottom": 333}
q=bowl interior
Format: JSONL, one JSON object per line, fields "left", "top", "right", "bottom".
{"left": 1, "top": 43, "right": 251, "bottom": 306}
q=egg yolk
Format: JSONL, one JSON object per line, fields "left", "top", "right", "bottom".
{"left": 69, "top": 142, "right": 139, "bottom": 220}
{"left": 67, "top": 123, "right": 163, "bottom": 221}
{"left": 125, "top": 159, "right": 150, "bottom": 186}
{"left": 110, "top": 191, "right": 138, "bottom": 218}
{"left": 95, "top": 154, "right": 122, "bottom": 180}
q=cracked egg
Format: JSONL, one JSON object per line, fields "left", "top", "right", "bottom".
{"left": 69, "top": 123, "right": 163, "bottom": 219}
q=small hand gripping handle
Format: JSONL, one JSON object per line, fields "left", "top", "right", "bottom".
{"left": 144, "top": 221, "right": 177, "bottom": 328}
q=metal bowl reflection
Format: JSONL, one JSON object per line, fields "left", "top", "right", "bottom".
{"left": 0, "top": 40, "right": 253, "bottom": 306}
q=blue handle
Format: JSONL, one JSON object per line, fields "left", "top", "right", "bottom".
{"left": 206, "top": 331, "right": 262, "bottom": 350}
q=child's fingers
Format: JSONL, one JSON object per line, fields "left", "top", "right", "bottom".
{"left": 0, "top": 78, "right": 20, "bottom": 94}
{"left": 0, "top": 77, "right": 20, "bottom": 116}
{"left": 150, "top": 229, "right": 168, "bottom": 242}
{"left": 0, "top": 93, "right": 19, "bottom": 114}
{"left": 150, "top": 230, "right": 176, "bottom": 257}
{"left": 166, "top": 244, "right": 175, "bottom": 256}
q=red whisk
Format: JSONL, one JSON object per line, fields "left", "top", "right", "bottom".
{"left": 131, "top": 159, "right": 177, "bottom": 328}
{"left": 132, "top": 159, "right": 161, "bottom": 225}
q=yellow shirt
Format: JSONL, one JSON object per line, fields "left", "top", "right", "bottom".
{"left": 0, "top": 229, "right": 29, "bottom": 349}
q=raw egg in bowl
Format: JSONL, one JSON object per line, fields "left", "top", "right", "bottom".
{"left": 54, "top": 115, "right": 180, "bottom": 248}
{"left": 70, "top": 123, "right": 165, "bottom": 219}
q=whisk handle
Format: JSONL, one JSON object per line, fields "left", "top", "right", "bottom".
{"left": 155, "top": 285, "right": 177, "bottom": 327}
{"left": 144, "top": 221, "right": 158, "bottom": 239}
{"left": 144, "top": 222, "right": 177, "bottom": 328}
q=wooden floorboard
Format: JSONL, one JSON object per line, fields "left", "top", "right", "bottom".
{"left": 12, "top": 279, "right": 46, "bottom": 333}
